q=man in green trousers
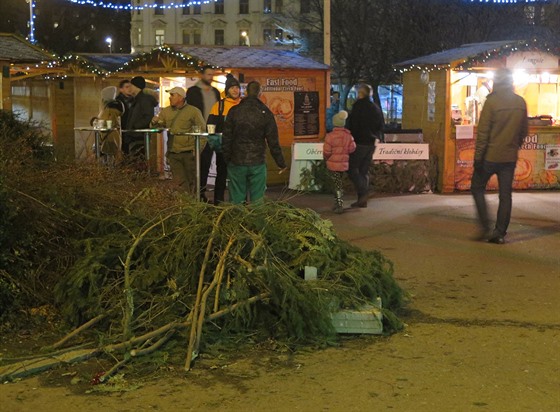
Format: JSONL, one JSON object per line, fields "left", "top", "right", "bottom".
{"left": 222, "top": 81, "right": 287, "bottom": 204}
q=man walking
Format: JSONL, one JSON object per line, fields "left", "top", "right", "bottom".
{"left": 222, "top": 81, "right": 286, "bottom": 205}
{"left": 346, "top": 84, "right": 384, "bottom": 208}
{"left": 471, "top": 69, "right": 528, "bottom": 244}
{"left": 152, "top": 87, "right": 205, "bottom": 193}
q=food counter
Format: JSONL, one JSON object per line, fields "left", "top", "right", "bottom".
{"left": 455, "top": 125, "right": 560, "bottom": 190}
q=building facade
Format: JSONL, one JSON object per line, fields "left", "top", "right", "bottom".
{"left": 130, "top": 0, "right": 320, "bottom": 53}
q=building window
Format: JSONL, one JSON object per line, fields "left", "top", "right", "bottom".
{"left": 137, "top": 27, "right": 142, "bottom": 45}
{"left": 155, "top": 29, "right": 165, "bottom": 45}
{"left": 154, "top": 0, "right": 164, "bottom": 15}
{"left": 263, "top": 28, "right": 272, "bottom": 43}
{"left": 239, "top": 0, "right": 249, "bottom": 14}
{"left": 183, "top": 29, "right": 201, "bottom": 45}
{"left": 137, "top": 0, "right": 141, "bottom": 15}
{"left": 275, "top": 0, "right": 282, "bottom": 13}
{"left": 193, "top": 30, "right": 201, "bottom": 45}
{"left": 215, "top": 0, "right": 224, "bottom": 14}
{"left": 263, "top": 0, "right": 272, "bottom": 13}
{"left": 193, "top": 3, "right": 201, "bottom": 14}
{"left": 300, "top": 0, "right": 310, "bottom": 14}
{"left": 215, "top": 29, "right": 224, "bottom": 45}
{"left": 182, "top": 0, "right": 190, "bottom": 15}
{"left": 240, "top": 30, "right": 250, "bottom": 46}
{"left": 275, "top": 28, "right": 283, "bottom": 42}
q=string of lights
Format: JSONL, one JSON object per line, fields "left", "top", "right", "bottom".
{"left": 455, "top": 39, "right": 558, "bottom": 70}
{"left": 39, "top": 45, "right": 217, "bottom": 80}
{"left": 65, "top": 0, "right": 217, "bottom": 11}
{"left": 397, "top": 39, "right": 558, "bottom": 73}
{"left": 469, "top": 0, "right": 551, "bottom": 3}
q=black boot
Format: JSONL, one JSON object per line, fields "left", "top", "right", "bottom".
{"left": 334, "top": 191, "right": 344, "bottom": 214}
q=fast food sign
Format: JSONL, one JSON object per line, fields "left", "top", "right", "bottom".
{"left": 455, "top": 133, "right": 560, "bottom": 190}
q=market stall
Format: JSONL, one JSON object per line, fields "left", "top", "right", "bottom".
{"left": 396, "top": 39, "right": 560, "bottom": 192}
{"left": 11, "top": 45, "right": 329, "bottom": 183}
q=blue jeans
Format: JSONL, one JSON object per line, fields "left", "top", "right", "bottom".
{"left": 348, "top": 144, "right": 375, "bottom": 198}
{"left": 471, "top": 161, "right": 516, "bottom": 237}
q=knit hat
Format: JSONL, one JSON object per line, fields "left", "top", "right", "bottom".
{"left": 166, "top": 86, "right": 186, "bottom": 98}
{"left": 332, "top": 110, "right": 348, "bottom": 127}
{"left": 224, "top": 73, "right": 240, "bottom": 96}
{"left": 101, "top": 86, "right": 117, "bottom": 105}
{"left": 131, "top": 76, "right": 146, "bottom": 90}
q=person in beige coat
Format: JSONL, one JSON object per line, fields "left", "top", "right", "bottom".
{"left": 471, "top": 68, "right": 528, "bottom": 244}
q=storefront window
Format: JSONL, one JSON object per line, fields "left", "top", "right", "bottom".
{"left": 451, "top": 70, "right": 559, "bottom": 126}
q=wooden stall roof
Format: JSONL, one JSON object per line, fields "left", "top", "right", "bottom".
{"left": 71, "top": 53, "right": 132, "bottom": 72}
{"left": 395, "top": 39, "right": 560, "bottom": 71}
{"left": 0, "top": 33, "right": 56, "bottom": 63}
{"left": 65, "top": 45, "right": 329, "bottom": 77}
{"left": 170, "top": 46, "right": 329, "bottom": 70}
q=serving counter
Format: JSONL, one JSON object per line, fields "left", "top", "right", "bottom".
{"left": 454, "top": 125, "right": 560, "bottom": 190}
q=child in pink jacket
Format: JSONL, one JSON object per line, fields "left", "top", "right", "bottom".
{"left": 323, "top": 110, "right": 356, "bottom": 214}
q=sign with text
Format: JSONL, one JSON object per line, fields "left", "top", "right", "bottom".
{"left": 373, "top": 144, "right": 430, "bottom": 160}
{"left": 455, "top": 133, "right": 560, "bottom": 190}
{"left": 251, "top": 76, "right": 318, "bottom": 146}
{"left": 293, "top": 142, "right": 324, "bottom": 160}
{"left": 294, "top": 91, "right": 319, "bottom": 137}
{"left": 506, "top": 52, "right": 559, "bottom": 70}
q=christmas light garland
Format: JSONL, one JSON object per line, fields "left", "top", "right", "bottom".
{"left": 66, "top": 0, "right": 217, "bottom": 11}
{"left": 469, "top": 0, "right": 551, "bottom": 3}
{"left": 455, "top": 39, "right": 559, "bottom": 70}
{"left": 397, "top": 39, "right": 559, "bottom": 73}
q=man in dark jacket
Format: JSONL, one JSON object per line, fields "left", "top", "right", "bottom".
{"left": 186, "top": 66, "right": 221, "bottom": 120}
{"left": 471, "top": 68, "right": 528, "bottom": 244}
{"left": 346, "top": 84, "right": 384, "bottom": 208}
{"left": 222, "top": 81, "right": 287, "bottom": 204}
{"left": 116, "top": 79, "right": 133, "bottom": 130}
{"left": 186, "top": 65, "right": 221, "bottom": 201}
{"left": 123, "top": 76, "right": 158, "bottom": 156}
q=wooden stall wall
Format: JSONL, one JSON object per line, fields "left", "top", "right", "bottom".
{"left": 52, "top": 80, "right": 75, "bottom": 161}
{"left": 73, "top": 77, "right": 106, "bottom": 160}
{"left": 236, "top": 68, "right": 328, "bottom": 185}
{"left": 11, "top": 79, "right": 53, "bottom": 137}
{"left": 1, "top": 62, "right": 10, "bottom": 110}
{"left": 402, "top": 70, "right": 452, "bottom": 192}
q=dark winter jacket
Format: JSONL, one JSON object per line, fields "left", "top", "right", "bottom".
{"left": 222, "top": 96, "right": 286, "bottom": 168}
{"left": 347, "top": 97, "right": 384, "bottom": 146}
{"left": 475, "top": 85, "right": 528, "bottom": 163}
{"left": 116, "top": 92, "right": 133, "bottom": 130}
{"left": 125, "top": 91, "right": 157, "bottom": 133}
{"left": 186, "top": 81, "right": 220, "bottom": 119}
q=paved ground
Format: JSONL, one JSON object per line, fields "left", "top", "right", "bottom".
{"left": 1, "top": 190, "right": 559, "bottom": 411}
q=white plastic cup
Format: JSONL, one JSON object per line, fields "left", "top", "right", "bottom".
{"left": 192, "top": 125, "right": 201, "bottom": 133}
{"left": 207, "top": 124, "right": 216, "bottom": 134}
{"left": 97, "top": 120, "right": 105, "bottom": 129}
{"left": 106, "top": 120, "right": 113, "bottom": 129}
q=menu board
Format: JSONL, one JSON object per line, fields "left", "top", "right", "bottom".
{"left": 249, "top": 76, "right": 319, "bottom": 145}
{"left": 294, "top": 92, "right": 319, "bottom": 137}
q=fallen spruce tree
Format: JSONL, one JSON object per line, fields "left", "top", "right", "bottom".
{"left": 0, "top": 110, "right": 404, "bottom": 382}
